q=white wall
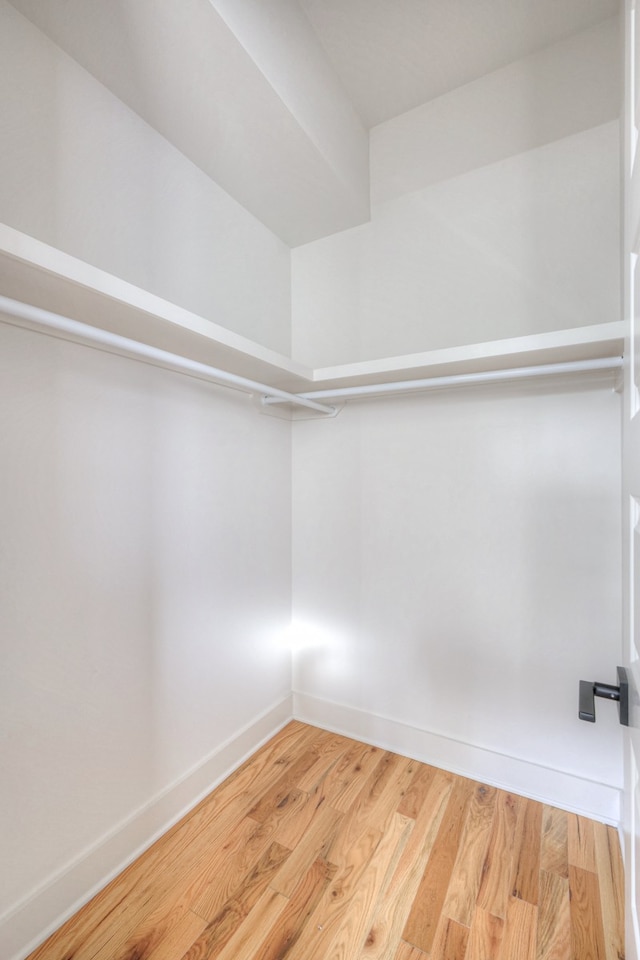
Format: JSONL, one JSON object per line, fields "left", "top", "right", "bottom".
{"left": 292, "top": 20, "right": 620, "bottom": 366}
{"left": 292, "top": 381, "right": 623, "bottom": 820}
{"left": 0, "top": 320, "right": 292, "bottom": 959}
{"left": 0, "top": 0, "right": 291, "bottom": 355}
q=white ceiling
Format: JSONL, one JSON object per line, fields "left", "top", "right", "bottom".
{"left": 299, "top": 0, "right": 619, "bottom": 127}
{"left": 8, "top": 0, "right": 620, "bottom": 244}
{"left": 8, "top": 0, "right": 371, "bottom": 247}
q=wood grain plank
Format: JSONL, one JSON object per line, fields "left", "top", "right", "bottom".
{"left": 190, "top": 811, "right": 288, "bottom": 921}
{"left": 98, "top": 872, "right": 215, "bottom": 960}
{"left": 537, "top": 869, "right": 570, "bottom": 960}
{"left": 26, "top": 721, "right": 314, "bottom": 960}
{"left": 247, "top": 749, "right": 320, "bottom": 823}
{"left": 441, "top": 782, "right": 497, "bottom": 926}
{"left": 477, "top": 790, "right": 521, "bottom": 920}
{"left": 512, "top": 797, "right": 542, "bottom": 905}
{"left": 277, "top": 825, "right": 385, "bottom": 960}
{"left": 344, "top": 751, "right": 410, "bottom": 823}
{"left": 24, "top": 800, "right": 240, "bottom": 960}
{"left": 270, "top": 800, "right": 343, "bottom": 898}
{"left": 347, "top": 750, "right": 414, "bottom": 832}
{"left": 55, "top": 799, "right": 259, "bottom": 960}
{"left": 111, "top": 797, "right": 303, "bottom": 957}
{"left": 322, "top": 741, "right": 387, "bottom": 812}
{"left": 402, "top": 776, "right": 474, "bottom": 953}
{"left": 248, "top": 857, "right": 336, "bottom": 960}
{"left": 273, "top": 786, "right": 332, "bottom": 850}
{"left": 593, "top": 822, "right": 625, "bottom": 960}
{"left": 322, "top": 752, "right": 414, "bottom": 868}
{"left": 180, "top": 841, "right": 291, "bottom": 960}
{"left": 540, "top": 806, "right": 569, "bottom": 879}
{"left": 498, "top": 896, "right": 537, "bottom": 960}
{"left": 393, "top": 941, "right": 428, "bottom": 960}
{"left": 142, "top": 910, "right": 206, "bottom": 960}
{"left": 271, "top": 734, "right": 381, "bottom": 856}
{"left": 428, "top": 916, "right": 470, "bottom": 960}
{"left": 568, "top": 814, "right": 597, "bottom": 872}
{"left": 310, "top": 812, "right": 413, "bottom": 960}
{"left": 26, "top": 723, "right": 624, "bottom": 960}
{"left": 360, "top": 770, "right": 454, "bottom": 960}
{"left": 568, "top": 865, "right": 607, "bottom": 960}
{"left": 465, "top": 906, "right": 504, "bottom": 960}
{"left": 296, "top": 731, "right": 358, "bottom": 792}
{"left": 397, "top": 763, "right": 438, "bottom": 819}
{"left": 207, "top": 886, "right": 289, "bottom": 960}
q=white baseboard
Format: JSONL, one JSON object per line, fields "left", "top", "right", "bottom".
{"left": 293, "top": 691, "right": 621, "bottom": 825}
{"left": 2, "top": 695, "right": 293, "bottom": 960}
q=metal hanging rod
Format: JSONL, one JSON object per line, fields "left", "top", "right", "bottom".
{"left": 0, "top": 295, "right": 622, "bottom": 414}
{"left": 261, "top": 356, "right": 623, "bottom": 406}
{"left": 0, "top": 295, "right": 337, "bottom": 416}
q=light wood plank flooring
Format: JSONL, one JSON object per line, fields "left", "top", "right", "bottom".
{"left": 27, "top": 721, "right": 624, "bottom": 960}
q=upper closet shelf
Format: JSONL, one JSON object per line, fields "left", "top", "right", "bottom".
{"left": 0, "top": 224, "right": 308, "bottom": 388}
{"left": 309, "top": 323, "right": 624, "bottom": 391}
{"left": 0, "top": 224, "right": 624, "bottom": 395}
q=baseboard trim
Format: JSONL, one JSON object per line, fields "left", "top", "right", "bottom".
{"left": 293, "top": 692, "right": 621, "bottom": 825}
{"left": 2, "top": 695, "right": 293, "bottom": 960}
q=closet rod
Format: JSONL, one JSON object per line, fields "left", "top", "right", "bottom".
{"left": 262, "top": 356, "right": 623, "bottom": 405}
{"left": 0, "top": 295, "right": 337, "bottom": 416}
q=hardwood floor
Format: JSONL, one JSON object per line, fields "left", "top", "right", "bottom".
{"left": 27, "top": 721, "right": 624, "bottom": 960}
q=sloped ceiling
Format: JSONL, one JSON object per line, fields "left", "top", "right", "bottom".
{"left": 8, "top": 0, "right": 618, "bottom": 245}
{"left": 300, "top": 0, "right": 619, "bottom": 127}
{"left": 7, "top": 0, "right": 370, "bottom": 247}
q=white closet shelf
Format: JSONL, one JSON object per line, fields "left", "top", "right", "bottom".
{"left": 0, "top": 224, "right": 624, "bottom": 395}
{"left": 307, "top": 323, "right": 624, "bottom": 391}
{"left": 0, "top": 224, "right": 309, "bottom": 388}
